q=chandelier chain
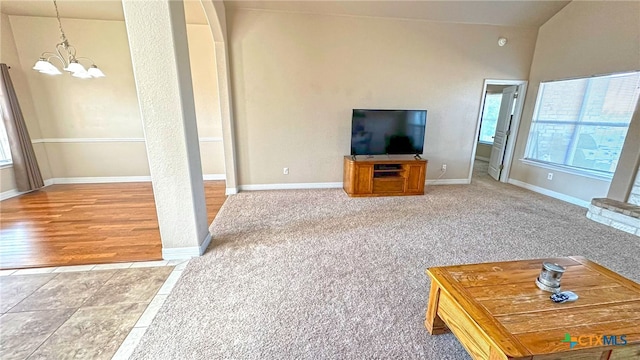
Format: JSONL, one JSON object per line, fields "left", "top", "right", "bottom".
{"left": 32, "top": 0, "right": 105, "bottom": 78}
{"left": 53, "top": 0, "right": 67, "bottom": 44}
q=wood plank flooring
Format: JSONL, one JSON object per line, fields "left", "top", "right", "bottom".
{"left": 0, "top": 181, "right": 227, "bottom": 270}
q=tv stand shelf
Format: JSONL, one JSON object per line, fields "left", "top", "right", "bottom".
{"left": 343, "top": 156, "right": 427, "bottom": 197}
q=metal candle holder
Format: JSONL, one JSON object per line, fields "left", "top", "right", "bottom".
{"left": 536, "top": 262, "right": 566, "bottom": 293}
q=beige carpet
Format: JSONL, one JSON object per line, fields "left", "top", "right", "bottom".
{"left": 132, "top": 163, "right": 639, "bottom": 359}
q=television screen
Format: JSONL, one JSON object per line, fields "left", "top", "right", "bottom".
{"left": 351, "top": 109, "right": 427, "bottom": 156}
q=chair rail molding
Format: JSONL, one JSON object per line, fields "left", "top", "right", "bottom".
{"left": 31, "top": 137, "right": 224, "bottom": 144}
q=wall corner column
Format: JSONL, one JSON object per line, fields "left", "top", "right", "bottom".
{"left": 607, "top": 100, "right": 640, "bottom": 202}
{"left": 201, "top": 0, "right": 238, "bottom": 195}
{"left": 122, "top": 0, "right": 210, "bottom": 258}
{"left": 214, "top": 41, "right": 238, "bottom": 195}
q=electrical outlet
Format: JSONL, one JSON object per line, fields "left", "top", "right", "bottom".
{"left": 547, "top": 172, "right": 553, "bottom": 180}
{"left": 283, "top": 167, "right": 289, "bottom": 175}
{"left": 441, "top": 164, "right": 447, "bottom": 171}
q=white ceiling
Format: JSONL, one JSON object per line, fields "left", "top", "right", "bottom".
{"left": 0, "top": 0, "right": 209, "bottom": 24}
{"left": 0, "top": 0, "right": 571, "bottom": 28}
{"left": 224, "top": 1, "right": 571, "bottom": 27}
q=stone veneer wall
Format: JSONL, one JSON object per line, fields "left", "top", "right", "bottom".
{"left": 629, "top": 170, "right": 640, "bottom": 206}
{"left": 587, "top": 198, "right": 640, "bottom": 236}
{"left": 586, "top": 168, "right": 640, "bottom": 236}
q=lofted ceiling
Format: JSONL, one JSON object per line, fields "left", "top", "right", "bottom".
{"left": 224, "top": 0, "right": 571, "bottom": 28}
{"left": 0, "top": 0, "right": 209, "bottom": 24}
{"left": 0, "top": 0, "right": 571, "bottom": 28}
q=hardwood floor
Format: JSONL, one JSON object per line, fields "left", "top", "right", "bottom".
{"left": 0, "top": 181, "right": 227, "bottom": 270}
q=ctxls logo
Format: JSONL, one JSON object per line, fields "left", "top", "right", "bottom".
{"left": 562, "top": 333, "right": 627, "bottom": 349}
{"left": 561, "top": 334, "right": 578, "bottom": 349}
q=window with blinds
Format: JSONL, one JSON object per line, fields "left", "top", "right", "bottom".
{"left": 524, "top": 71, "right": 640, "bottom": 177}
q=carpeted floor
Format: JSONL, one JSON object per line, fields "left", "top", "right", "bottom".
{"left": 132, "top": 162, "right": 639, "bottom": 359}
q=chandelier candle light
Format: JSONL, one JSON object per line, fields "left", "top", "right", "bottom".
{"left": 32, "top": 0, "right": 105, "bottom": 79}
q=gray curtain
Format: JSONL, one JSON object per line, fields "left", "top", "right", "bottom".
{"left": 0, "top": 63, "right": 44, "bottom": 192}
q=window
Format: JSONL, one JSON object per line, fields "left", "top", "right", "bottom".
{"left": 0, "top": 104, "right": 12, "bottom": 166}
{"left": 524, "top": 71, "right": 640, "bottom": 177}
{"left": 478, "top": 93, "right": 502, "bottom": 144}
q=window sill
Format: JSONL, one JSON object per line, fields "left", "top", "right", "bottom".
{"left": 519, "top": 159, "right": 612, "bottom": 182}
{"left": 478, "top": 141, "right": 494, "bottom": 146}
{"left": 0, "top": 162, "right": 12, "bottom": 170}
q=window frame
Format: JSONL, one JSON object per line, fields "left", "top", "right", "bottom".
{"left": 478, "top": 92, "right": 503, "bottom": 145}
{"left": 523, "top": 71, "right": 640, "bottom": 180}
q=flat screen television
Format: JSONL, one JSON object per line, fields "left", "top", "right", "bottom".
{"left": 351, "top": 109, "right": 427, "bottom": 156}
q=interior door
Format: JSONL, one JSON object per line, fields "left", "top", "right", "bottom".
{"left": 488, "top": 86, "right": 517, "bottom": 181}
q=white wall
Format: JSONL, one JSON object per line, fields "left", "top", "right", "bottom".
{"left": 629, "top": 170, "right": 640, "bottom": 206}
{"left": 189, "top": 23, "right": 226, "bottom": 176}
{"left": 509, "top": 1, "right": 640, "bottom": 203}
{"left": 0, "top": 13, "right": 52, "bottom": 192}
{"left": 0, "top": 164, "right": 17, "bottom": 192}
{"left": 476, "top": 143, "right": 491, "bottom": 160}
{"left": 228, "top": 9, "right": 538, "bottom": 186}
{"left": 2, "top": 14, "right": 224, "bottom": 194}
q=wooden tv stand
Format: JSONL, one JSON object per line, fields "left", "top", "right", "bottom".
{"left": 343, "top": 156, "right": 427, "bottom": 197}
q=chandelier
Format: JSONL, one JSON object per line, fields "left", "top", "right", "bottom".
{"left": 32, "top": 0, "right": 105, "bottom": 79}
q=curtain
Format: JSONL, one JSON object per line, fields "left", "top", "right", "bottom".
{"left": 0, "top": 63, "right": 44, "bottom": 192}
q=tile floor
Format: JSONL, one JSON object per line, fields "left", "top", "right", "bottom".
{"left": 0, "top": 260, "right": 188, "bottom": 360}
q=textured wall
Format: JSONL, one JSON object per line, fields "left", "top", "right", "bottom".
{"left": 0, "top": 165, "right": 16, "bottom": 192}
{"left": 0, "top": 13, "right": 52, "bottom": 192}
{"left": 476, "top": 143, "right": 492, "bottom": 160}
{"left": 4, "top": 14, "right": 223, "bottom": 184}
{"left": 228, "top": 9, "right": 538, "bottom": 185}
{"left": 629, "top": 170, "right": 640, "bottom": 206}
{"left": 510, "top": 1, "right": 640, "bottom": 202}
{"left": 122, "top": 0, "right": 208, "bottom": 250}
{"left": 608, "top": 100, "right": 640, "bottom": 203}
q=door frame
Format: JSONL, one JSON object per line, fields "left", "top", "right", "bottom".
{"left": 468, "top": 79, "right": 528, "bottom": 183}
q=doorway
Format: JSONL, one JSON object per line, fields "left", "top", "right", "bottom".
{"left": 469, "top": 80, "right": 528, "bottom": 183}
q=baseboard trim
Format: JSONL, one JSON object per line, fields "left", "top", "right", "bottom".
{"left": 2, "top": 177, "right": 469, "bottom": 199}
{"left": 203, "top": 174, "right": 226, "bottom": 181}
{"left": 475, "top": 156, "right": 490, "bottom": 162}
{"left": 162, "top": 233, "right": 213, "bottom": 260}
{"left": 2, "top": 175, "right": 225, "bottom": 200}
{"left": 31, "top": 137, "right": 222, "bottom": 144}
{"left": 52, "top": 176, "right": 152, "bottom": 184}
{"left": 199, "top": 137, "right": 223, "bottom": 142}
{"left": 46, "top": 175, "right": 225, "bottom": 185}
{"left": 0, "top": 188, "right": 29, "bottom": 201}
{"left": 239, "top": 182, "right": 343, "bottom": 191}
{"left": 199, "top": 232, "right": 213, "bottom": 255}
{"left": 426, "top": 179, "right": 470, "bottom": 185}
{"left": 237, "top": 179, "right": 470, "bottom": 191}
{"left": 507, "top": 178, "right": 589, "bottom": 208}
{"left": 1, "top": 179, "right": 55, "bottom": 201}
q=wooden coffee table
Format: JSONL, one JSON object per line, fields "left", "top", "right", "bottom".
{"left": 425, "top": 256, "right": 640, "bottom": 360}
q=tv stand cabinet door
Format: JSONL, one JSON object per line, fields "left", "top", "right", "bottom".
{"left": 354, "top": 164, "right": 374, "bottom": 195}
{"left": 406, "top": 163, "right": 426, "bottom": 193}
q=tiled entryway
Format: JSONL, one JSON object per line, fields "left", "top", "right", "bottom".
{"left": 0, "top": 260, "right": 187, "bottom": 360}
